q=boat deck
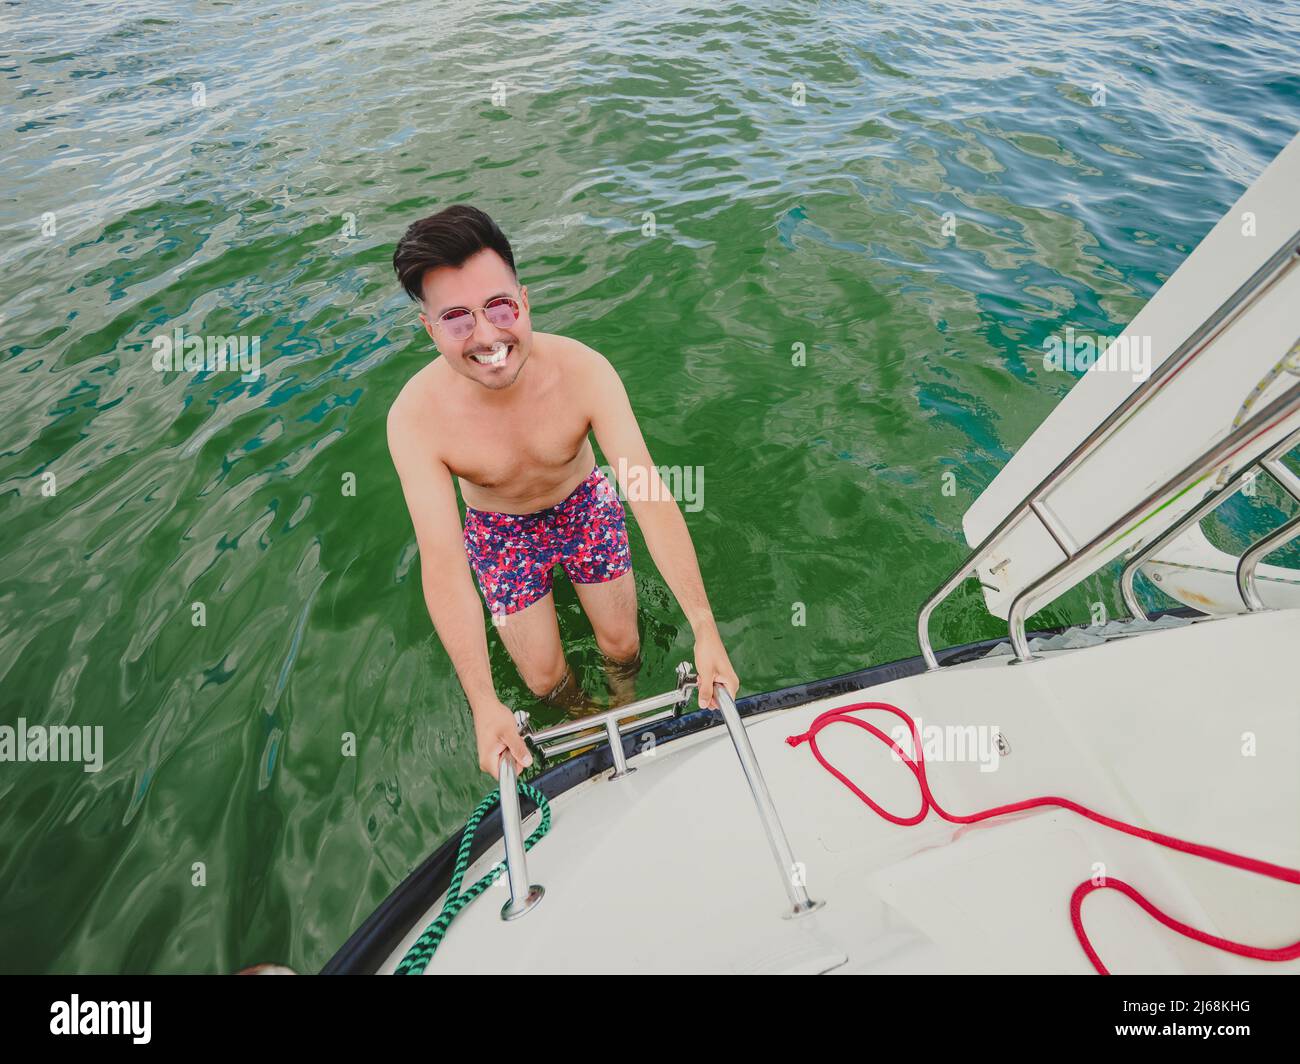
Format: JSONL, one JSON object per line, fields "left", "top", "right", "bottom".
{"left": 382, "top": 609, "right": 1300, "bottom": 974}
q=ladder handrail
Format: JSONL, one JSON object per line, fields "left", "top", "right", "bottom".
{"left": 714, "top": 683, "right": 822, "bottom": 917}
{"left": 493, "top": 667, "right": 698, "bottom": 919}
{"left": 496, "top": 739, "right": 544, "bottom": 920}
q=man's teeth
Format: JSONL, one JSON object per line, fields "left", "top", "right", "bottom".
{"left": 471, "top": 343, "right": 511, "bottom": 365}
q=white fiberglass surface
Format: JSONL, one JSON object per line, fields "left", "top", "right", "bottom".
{"left": 383, "top": 610, "right": 1299, "bottom": 975}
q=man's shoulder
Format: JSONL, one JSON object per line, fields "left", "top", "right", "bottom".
{"left": 544, "top": 332, "right": 619, "bottom": 383}
{"left": 387, "top": 359, "right": 446, "bottom": 449}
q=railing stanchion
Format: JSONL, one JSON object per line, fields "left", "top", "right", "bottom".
{"left": 713, "top": 684, "right": 823, "bottom": 918}
{"left": 498, "top": 712, "right": 544, "bottom": 921}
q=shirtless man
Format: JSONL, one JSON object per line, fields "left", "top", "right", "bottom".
{"left": 386, "top": 205, "right": 740, "bottom": 779}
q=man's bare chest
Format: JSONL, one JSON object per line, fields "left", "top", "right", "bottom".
{"left": 436, "top": 397, "right": 595, "bottom": 514}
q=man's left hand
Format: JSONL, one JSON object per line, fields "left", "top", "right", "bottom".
{"left": 694, "top": 628, "right": 740, "bottom": 709}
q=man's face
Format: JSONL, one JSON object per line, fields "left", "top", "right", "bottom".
{"left": 418, "top": 248, "right": 532, "bottom": 391}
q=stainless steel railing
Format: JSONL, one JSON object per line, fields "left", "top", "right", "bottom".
{"left": 1238, "top": 513, "right": 1300, "bottom": 611}
{"left": 493, "top": 663, "right": 821, "bottom": 921}
{"left": 918, "top": 228, "right": 1300, "bottom": 668}
{"left": 523, "top": 660, "right": 699, "bottom": 776}
{"left": 1120, "top": 427, "right": 1300, "bottom": 620}
{"left": 1003, "top": 381, "right": 1300, "bottom": 660}
{"left": 713, "top": 683, "right": 823, "bottom": 917}
{"left": 496, "top": 722, "right": 544, "bottom": 921}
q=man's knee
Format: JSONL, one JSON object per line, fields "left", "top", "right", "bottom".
{"left": 597, "top": 630, "right": 640, "bottom": 665}
{"left": 522, "top": 657, "right": 570, "bottom": 699}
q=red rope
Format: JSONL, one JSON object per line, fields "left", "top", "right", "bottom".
{"left": 785, "top": 701, "right": 1300, "bottom": 974}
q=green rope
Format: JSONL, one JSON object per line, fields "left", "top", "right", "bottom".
{"left": 393, "top": 779, "right": 551, "bottom": 975}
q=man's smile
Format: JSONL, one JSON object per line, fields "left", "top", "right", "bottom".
{"left": 468, "top": 341, "right": 513, "bottom": 367}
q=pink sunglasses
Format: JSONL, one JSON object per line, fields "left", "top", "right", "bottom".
{"left": 432, "top": 296, "right": 521, "bottom": 340}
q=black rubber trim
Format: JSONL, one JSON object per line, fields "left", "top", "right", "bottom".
{"left": 319, "top": 607, "right": 1200, "bottom": 974}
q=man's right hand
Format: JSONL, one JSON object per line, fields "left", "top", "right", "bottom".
{"left": 474, "top": 699, "right": 534, "bottom": 780}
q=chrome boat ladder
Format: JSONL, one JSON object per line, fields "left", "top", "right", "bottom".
{"left": 494, "top": 662, "right": 822, "bottom": 921}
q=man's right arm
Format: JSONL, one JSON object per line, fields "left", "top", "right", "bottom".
{"left": 386, "top": 405, "right": 532, "bottom": 778}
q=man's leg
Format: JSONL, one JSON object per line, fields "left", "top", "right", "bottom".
{"left": 573, "top": 571, "right": 642, "bottom": 706}
{"left": 495, "top": 591, "right": 591, "bottom": 711}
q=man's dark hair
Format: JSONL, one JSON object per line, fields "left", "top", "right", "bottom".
{"left": 392, "top": 204, "right": 517, "bottom": 303}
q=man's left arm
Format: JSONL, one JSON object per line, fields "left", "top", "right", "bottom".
{"left": 586, "top": 349, "right": 739, "bottom": 709}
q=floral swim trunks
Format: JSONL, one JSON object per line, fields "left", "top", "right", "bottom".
{"left": 463, "top": 465, "right": 633, "bottom": 617}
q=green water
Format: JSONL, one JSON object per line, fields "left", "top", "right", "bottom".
{"left": 2, "top": 1, "right": 1299, "bottom": 973}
